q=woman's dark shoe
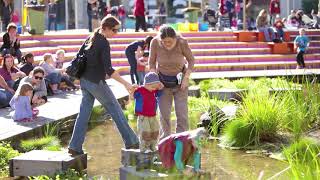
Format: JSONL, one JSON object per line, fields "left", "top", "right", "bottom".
{"left": 68, "top": 148, "right": 84, "bottom": 156}
{"left": 125, "top": 143, "right": 140, "bottom": 149}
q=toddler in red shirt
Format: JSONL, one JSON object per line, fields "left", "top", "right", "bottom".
{"left": 134, "top": 72, "right": 163, "bottom": 152}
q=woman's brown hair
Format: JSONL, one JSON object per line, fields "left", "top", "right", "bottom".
{"left": 1, "top": 54, "right": 14, "bottom": 70}
{"left": 87, "top": 15, "right": 120, "bottom": 48}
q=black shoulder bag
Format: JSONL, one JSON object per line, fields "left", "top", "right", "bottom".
{"left": 66, "top": 40, "right": 88, "bottom": 79}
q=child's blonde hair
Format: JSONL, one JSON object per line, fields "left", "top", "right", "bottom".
{"left": 16, "top": 83, "right": 33, "bottom": 96}
{"left": 43, "top": 53, "right": 53, "bottom": 62}
{"left": 299, "top": 28, "right": 306, "bottom": 34}
{"left": 55, "top": 49, "right": 65, "bottom": 57}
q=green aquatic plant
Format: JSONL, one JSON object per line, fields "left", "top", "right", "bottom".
{"left": 221, "top": 120, "right": 256, "bottom": 147}
{"left": 90, "top": 106, "right": 105, "bottom": 122}
{"left": 221, "top": 90, "right": 282, "bottom": 147}
{"left": 232, "top": 78, "right": 254, "bottom": 90}
{"left": 282, "top": 138, "right": 320, "bottom": 179}
{"left": 124, "top": 100, "right": 136, "bottom": 121}
{"left": 0, "top": 142, "right": 20, "bottom": 178}
{"left": 20, "top": 136, "right": 62, "bottom": 152}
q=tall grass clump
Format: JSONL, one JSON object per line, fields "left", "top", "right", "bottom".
{"left": 221, "top": 120, "right": 256, "bottom": 147}
{"left": 20, "top": 136, "right": 62, "bottom": 152}
{"left": 0, "top": 142, "right": 19, "bottom": 177}
{"left": 283, "top": 138, "right": 320, "bottom": 179}
{"left": 221, "top": 90, "right": 282, "bottom": 147}
{"left": 279, "top": 78, "right": 320, "bottom": 139}
{"left": 232, "top": 78, "right": 254, "bottom": 90}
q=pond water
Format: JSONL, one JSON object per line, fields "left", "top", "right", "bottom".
{"left": 82, "top": 121, "right": 289, "bottom": 179}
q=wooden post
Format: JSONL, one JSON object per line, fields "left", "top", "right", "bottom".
{"left": 243, "top": 0, "right": 246, "bottom": 30}
{"left": 65, "top": 0, "right": 69, "bottom": 30}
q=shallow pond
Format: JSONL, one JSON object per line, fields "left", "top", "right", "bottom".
{"left": 81, "top": 121, "right": 288, "bottom": 179}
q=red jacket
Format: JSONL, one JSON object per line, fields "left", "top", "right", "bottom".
{"left": 158, "top": 132, "right": 196, "bottom": 169}
{"left": 134, "top": 0, "right": 145, "bottom": 17}
{"left": 269, "top": 0, "right": 280, "bottom": 14}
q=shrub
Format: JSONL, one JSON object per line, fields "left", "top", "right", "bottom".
{"left": 30, "top": 169, "right": 90, "bottom": 180}
{"left": 0, "top": 142, "right": 20, "bottom": 177}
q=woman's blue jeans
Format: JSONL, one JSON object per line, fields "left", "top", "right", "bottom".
{"left": 68, "top": 78, "right": 139, "bottom": 153}
{"left": 0, "top": 88, "right": 13, "bottom": 108}
{"left": 46, "top": 72, "right": 61, "bottom": 84}
{"left": 258, "top": 27, "right": 276, "bottom": 42}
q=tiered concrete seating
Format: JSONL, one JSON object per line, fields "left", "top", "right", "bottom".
{"left": 1, "top": 30, "right": 319, "bottom": 74}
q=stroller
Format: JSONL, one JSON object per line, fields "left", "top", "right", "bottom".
{"left": 203, "top": 8, "right": 219, "bottom": 30}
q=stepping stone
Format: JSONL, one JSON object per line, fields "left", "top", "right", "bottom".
{"left": 119, "top": 166, "right": 211, "bottom": 180}
{"left": 10, "top": 150, "right": 87, "bottom": 177}
{"left": 268, "top": 87, "right": 302, "bottom": 95}
{"left": 208, "top": 89, "right": 247, "bottom": 101}
{"left": 188, "top": 86, "right": 200, "bottom": 98}
{"left": 121, "top": 148, "right": 158, "bottom": 167}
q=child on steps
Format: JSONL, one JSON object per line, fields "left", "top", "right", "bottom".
{"left": 294, "top": 28, "right": 310, "bottom": 69}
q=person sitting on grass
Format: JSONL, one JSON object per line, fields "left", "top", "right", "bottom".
{"left": 134, "top": 72, "right": 163, "bottom": 153}
{"left": 9, "top": 82, "right": 39, "bottom": 123}
{"left": 157, "top": 128, "right": 207, "bottom": 175}
{"left": 294, "top": 28, "right": 309, "bottom": 69}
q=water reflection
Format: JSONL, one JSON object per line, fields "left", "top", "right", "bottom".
{"left": 83, "top": 121, "right": 288, "bottom": 179}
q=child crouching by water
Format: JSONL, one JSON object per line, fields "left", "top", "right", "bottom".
{"left": 10, "top": 83, "right": 39, "bottom": 122}
{"left": 158, "top": 128, "right": 207, "bottom": 174}
{"left": 134, "top": 72, "right": 163, "bottom": 153}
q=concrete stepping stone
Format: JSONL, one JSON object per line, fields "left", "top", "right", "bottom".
{"left": 188, "top": 86, "right": 201, "bottom": 98}
{"left": 208, "top": 89, "right": 247, "bottom": 101}
{"left": 10, "top": 150, "right": 87, "bottom": 177}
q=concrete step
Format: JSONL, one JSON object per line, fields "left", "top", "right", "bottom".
{"left": 28, "top": 47, "right": 271, "bottom": 58}
{"left": 20, "top": 36, "right": 238, "bottom": 48}
{"left": 109, "top": 54, "right": 320, "bottom": 66}
{"left": 113, "top": 60, "right": 320, "bottom": 75}
{"left": 33, "top": 53, "right": 320, "bottom": 66}
{"left": 9, "top": 31, "right": 235, "bottom": 41}
{"left": 58, "top": 42, "right": 271, "bottom": 52}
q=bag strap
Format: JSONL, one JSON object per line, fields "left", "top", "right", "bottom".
{"left": 77, "top": 39, "right": 89, "bottom": 56}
